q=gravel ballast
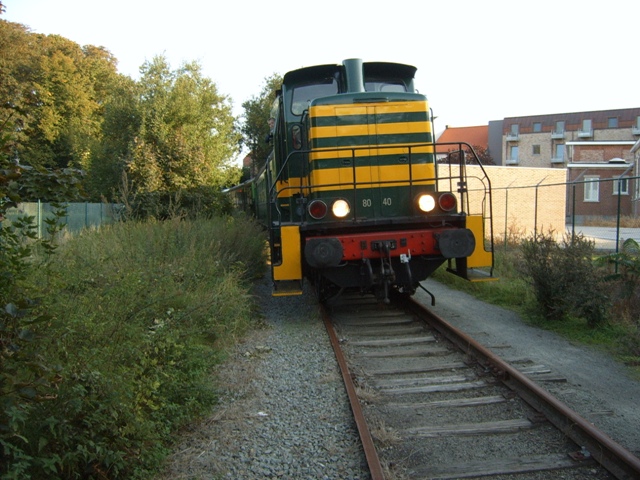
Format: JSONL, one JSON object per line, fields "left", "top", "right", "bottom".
{"left": 160, "top": 278, "right": 369, "bottom": 479}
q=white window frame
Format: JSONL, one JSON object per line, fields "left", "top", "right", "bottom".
{"left": 613, "top": 176, "right": 629, "bottom": 195}
{"left": 509, "top": 145, "right": 519, "bottom": 161}
{"left": 584, "top": 175, "right": 600, "bottom": 202}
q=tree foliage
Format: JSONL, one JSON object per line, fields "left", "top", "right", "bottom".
{"left": 438, "top": 145, "right": 494, "bottom": 165}
{"left": 1, "top": 17, "right": 243, "bottom": 201}
{"left": 0, "top": 20, "right": 120, "bottom": 174}
{"left": 240, "top": 73, "right": 282, "bottom": 177}
{"left": 125, "top": 56, "right": 241, "bottom": 194}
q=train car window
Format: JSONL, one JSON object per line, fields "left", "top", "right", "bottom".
{"left": 291, "top": 79, "right": 338, "bottom": 115}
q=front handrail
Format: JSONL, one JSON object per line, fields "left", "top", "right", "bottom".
{"left": 268, "top": 142, "right": 493, "bottom": 250}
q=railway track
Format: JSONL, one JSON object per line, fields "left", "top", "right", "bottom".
{"left": 322, "top": 292, "right": 640, "bottom": 480}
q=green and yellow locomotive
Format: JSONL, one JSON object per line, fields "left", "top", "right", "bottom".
{"left": 229, "top": 58, "right": 494, "bottom": 302}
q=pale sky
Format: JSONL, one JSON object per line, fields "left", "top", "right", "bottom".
{"left": 3, "top": 0, "right": 639, "bottom": 138}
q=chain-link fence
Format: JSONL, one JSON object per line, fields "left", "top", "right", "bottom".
{"left": 454, "top": 165, "right": 640, "bottom": 252}
{"left": 566, "top": 174, "right": 640, "bottom": 252}
{"left": 3, "top": 202, "right": 122, "bottom": 238}
{"left": 4, "top": 172, "right": 639, "bottom": 252}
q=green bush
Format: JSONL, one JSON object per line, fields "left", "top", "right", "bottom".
{"left": 519, "top": 231, "right": 608, "bottom": 327}
{"left": 1, "top": 216, "right": 266, "bottom": 479}
{"left": 597, "top": 238, "right": 640, "bottom": 322}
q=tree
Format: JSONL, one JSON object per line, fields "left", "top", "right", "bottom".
{"left": 0, "top": 21, "right": 120, "bottom": 177}
{"left": 438, "top": 144, "right": 494, "bottom": 165}
{"left": 0, "top": 20, "right": 39, "bottom": 162}
{"left": 85, "top": 74, "right": 140, "bottom": 199}
{"left": 126, "top": 56, "right": 241, "bottom": 194}
{"left": 240, "top": 73, "right": 282, "bottom": 177}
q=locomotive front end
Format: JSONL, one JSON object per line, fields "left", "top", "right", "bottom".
{"left": 264, "top": 59, "right": 493, "bottom": 300}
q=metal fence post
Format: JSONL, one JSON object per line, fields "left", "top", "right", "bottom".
{"left": 571, "top": 183, "right": 576, "bottom": 243}
{"left": 534, "top": 184, "right": 538, "bottom": 237}
{"left": 37, "top": 199, "right": 42, "bottom": 239}
{"left": 504, "top": 188, "right": 508, "bottom": 248}
{"left": 616, "top": 185, "right": 622, "bottom": 259}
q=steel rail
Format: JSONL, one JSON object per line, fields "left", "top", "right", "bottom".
{"left": 404, "top": 296, "right": 640, "bottom": 480}
{"left": 321, "top": 305, "right": 386, "bottom": 480}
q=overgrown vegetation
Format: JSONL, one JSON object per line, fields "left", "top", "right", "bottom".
{"left": 520, "top": 232, "right": 608, "bottom": 327}
{"left": 1, "top": 213, "right": 266, "bottom": 479}
{"left": 2, "top": 6, "right": 275, "bottom": 478}
{"left": 434, "top": 232, "right": 640, "bottom": 370}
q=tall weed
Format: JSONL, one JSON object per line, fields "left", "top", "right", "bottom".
{"left": 1, "top": 216, "right": 266, "bottom": 479}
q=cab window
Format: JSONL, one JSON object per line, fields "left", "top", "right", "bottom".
{"left": 291, "top": 79, "right": 338, "bottom": 115}
{"left": 364, "top": 80, "right": 407, "bottom": 92}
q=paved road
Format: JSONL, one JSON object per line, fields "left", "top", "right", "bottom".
{"left": 568, "top": 225, "right": 640, "bottom": 251}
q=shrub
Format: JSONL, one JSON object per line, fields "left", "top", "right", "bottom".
{"left": 597, "top": 238, "right": 640, "bottom": 328}
{"left": 519, "top": 231, "right": 608, "bottom": 326}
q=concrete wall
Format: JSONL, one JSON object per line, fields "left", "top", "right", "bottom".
{"left": 439, "top": 165, "right": 568, "bottom": 241}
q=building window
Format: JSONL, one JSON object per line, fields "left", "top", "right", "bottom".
{"left": 532, "top": 145, "right": 540, "bottom": 155}
{"left": 533, "top": 122, "right": 542, "bottom": 133}
{"left": 509, "top": 145, "right": 519, "bottom": 162}
{"left": 510, "top": 124, "right": 519, "bottom": 135}
{"left": 584, "top": 175, "right": 599, "bottom": 202}
{"left": 613, "top": 176, "right": 629, "bottom": 195}
{"left": 579, "top": 119, "right": 593, "bottom": 137}
{"left": 608, "top": 117, "right": 618, "bottom": 128}
{"left": 554, "top": 143, "right": 565, "bottom": 161}
{"left": 555, "top": 121, "right": 565, "bottom": 133}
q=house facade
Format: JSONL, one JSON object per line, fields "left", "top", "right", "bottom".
{"left": 566, "top": 142, "right": 636, "bottom": 223}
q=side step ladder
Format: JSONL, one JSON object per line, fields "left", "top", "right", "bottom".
{"left": 273, "top": 280, "right": 303, "bottom": 297}
{"left": 271, "top": 225, "right": 303, "bottom": 296}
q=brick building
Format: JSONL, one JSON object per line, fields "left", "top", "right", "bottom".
{"left": 567, "top": 142, "right": 636, "bottom": 223}
{"left": 494, "top": 107, "right": 640, "bottom": 168}
{"left": 438, "top": 107, "right": 640, "bottom": 223}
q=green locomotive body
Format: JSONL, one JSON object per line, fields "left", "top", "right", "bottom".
{"left": 228, "top": 59, "right": 494, "bottom": 301}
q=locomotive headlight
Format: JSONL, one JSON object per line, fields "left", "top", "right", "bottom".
{"left": 417, "top": 194, "right": 436, "bottom": 212}
{"left": 332, "top": 199, "right": 350, "bottom": 218}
